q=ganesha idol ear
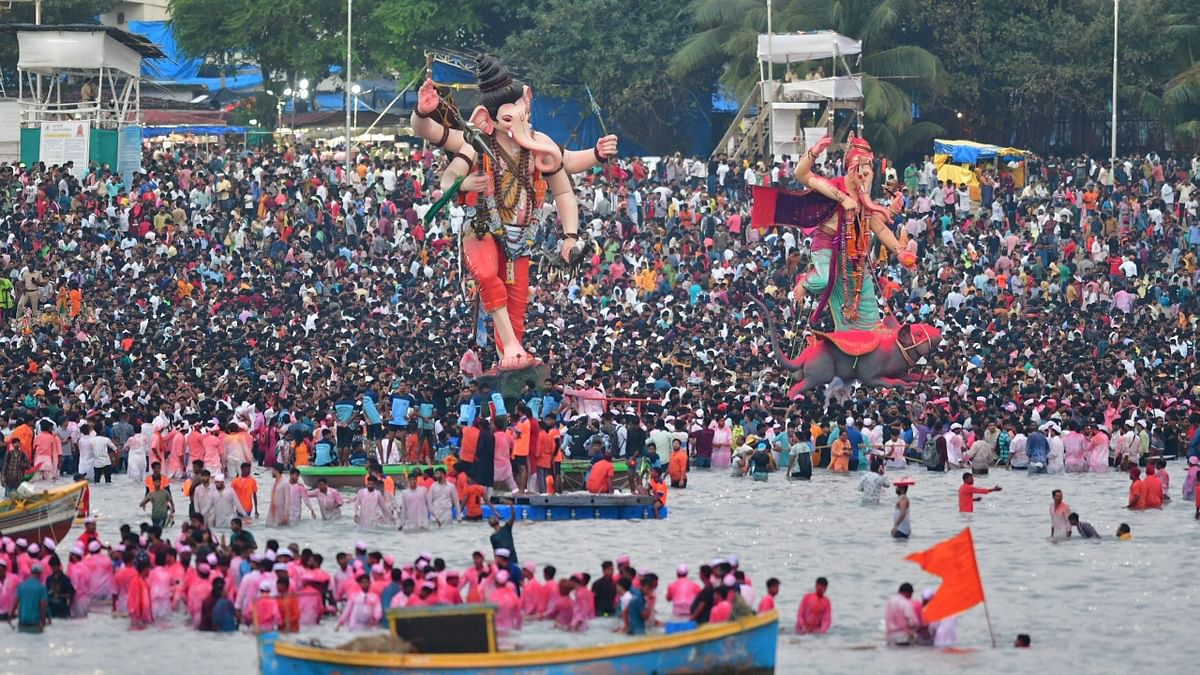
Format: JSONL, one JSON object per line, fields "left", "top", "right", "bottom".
{"left": 469, "top": 106, "right": 494, "bottom": 135}
{"left": 522, "top": 85, "right": 534, "bottom": 109}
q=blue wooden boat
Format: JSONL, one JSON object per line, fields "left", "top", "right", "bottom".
{"left": 258, "top": 610, "right": 778, "bottom": 674}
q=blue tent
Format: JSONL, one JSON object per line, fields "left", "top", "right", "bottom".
{"left": 130, "top": 20, "right": 263, "bottom": 93}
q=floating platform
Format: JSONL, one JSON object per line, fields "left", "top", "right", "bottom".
{"left": 483, "top": 493, "right": 667, "bottom": 521}
{"left": 298, "top": 460, "right": 627, "bottom": 491}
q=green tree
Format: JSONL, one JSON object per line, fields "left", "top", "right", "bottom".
{"left": 671, "top": 0, "right": 945, "bottom": 159}
{"left": 169, "top": 0, "right": 341, "bottom": 89}
{"left": 901, "top": 0, "right": 1182, "bottom": 153}
{"left": 367, "top": 0, "right": 541, "bottom": 76}
{"left": 1155, "top": 6, "right": 1200, "bottom": 143}
{"left": 503, "top": 0, "right": 719, "bottom": 153}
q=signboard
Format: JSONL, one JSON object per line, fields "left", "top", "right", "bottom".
{"left": 117, "top": 125, "right": 142, "bottom": 187}
{"left": 39, "top": 121, "right": 89, "bottom": 178}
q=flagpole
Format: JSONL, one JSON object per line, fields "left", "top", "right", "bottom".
{"left": 982, "top": 599, "right": 997, "bottom": 648}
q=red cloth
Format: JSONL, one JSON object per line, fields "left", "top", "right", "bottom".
{"left": 812, "top": 329, "right": 887, "bottom": 357}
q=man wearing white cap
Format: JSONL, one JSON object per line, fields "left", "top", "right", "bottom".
{"left": 943, "top": 423, "right": 965, "bottom": 469}
{"left": 1114, "top": 419, "right": 1138, "bottom": 471}
{"left": 1045, "top": 424, "right": 1065, "bottom": 475}
{"left": 208, "top": 473, "right": 247, "bottom": 529}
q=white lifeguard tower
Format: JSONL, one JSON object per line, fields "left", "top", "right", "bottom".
{"left": 715, "top": 31, "right": 864, "bottom": 161}
{"left": 6, "top": 23, "right": 163, "bottom": 177}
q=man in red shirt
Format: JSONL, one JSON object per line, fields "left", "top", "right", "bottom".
{"left": 1142, "top": 465, "right": 1164, "bottom": 509}
{"left": 796, "top": 577, "right": 831, "bottom": 634}
{"left": 957, "top": 472, "right": 1002, "bottom": 513}
{"left": 1127, "top": 467, "right": 1147, "bottom": 510}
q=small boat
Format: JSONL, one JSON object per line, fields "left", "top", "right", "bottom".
{"left": 258, "top": 609, "right": 778, "bottom": 674}
{"left": 0, "top": 480, "right": 87, "bottom": 545}
{"left": 298, "top": 464, "right": 448, "bottom": 489}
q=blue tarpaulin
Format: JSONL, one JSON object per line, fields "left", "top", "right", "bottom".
{"left": 130, "top": 21, "right": 263, "bottom": 92}
{"left": 712, "top": 88, "right": 740, "bottom": 113}
{"left": 932, "top": 139, "right": 1027, "bottom": 164}
{"left": 143, "top": 125, "right": 247, "bottom": 138}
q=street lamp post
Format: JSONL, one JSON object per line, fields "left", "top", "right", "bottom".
{"left": 351, "top": 83, "right": 361, "bottom": 131}
{"left": 1111, "top": 0, "right": 1119, "bottom": 164}
{"left": 345, "top": 0, "right": 353, "bottom": 182}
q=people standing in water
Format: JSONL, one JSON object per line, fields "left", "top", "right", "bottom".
{"left": 796, "top": 577, "right": 832, "bottom": 634}
{"left": 957, "top": 473, "right": 1002, "bottom": 513}
{"left": 1050, "top": 489, "right": 1071, "bottom": 539}
{"left": 891, "top": 479, "right": 914, "bottom": 539}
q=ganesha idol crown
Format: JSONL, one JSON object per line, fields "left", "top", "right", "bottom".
{"left": 845, "top": 136, "right": 874, "bottom": 168}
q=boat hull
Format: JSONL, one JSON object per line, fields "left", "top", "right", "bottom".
{"left": 259, "top": 611, "right": 777, "bottom": 674}
{"left": 0, "top": 481, "right": 86, "bottom": 545}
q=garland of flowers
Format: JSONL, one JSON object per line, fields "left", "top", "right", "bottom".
{"left": 839, "top": 211, "right": 871, "bottom": 322}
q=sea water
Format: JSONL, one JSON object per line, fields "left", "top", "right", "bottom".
{"left": 2, "top": 467, "right": 1191, "bottom": 674}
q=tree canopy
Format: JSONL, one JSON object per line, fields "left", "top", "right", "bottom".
{"left": 34, "top": 0, "right": 1200, "bottom": 155}
{"left": 502, "top": 0, "right": 720, "bottom": 153}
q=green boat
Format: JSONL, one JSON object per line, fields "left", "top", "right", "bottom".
{"left": 297, "top": 465, "right": 446, "bottom": 489}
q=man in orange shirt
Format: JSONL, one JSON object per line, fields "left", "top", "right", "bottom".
{"left": 8, "top": 416, "right": 34, "bottom": 461}
{"left": 648, "top": 467, "right": 668, "bottom": 519}
{"left": 293, "top": 436, "right": 311, "bottom": 467}
{"left": 534, "top": 414, "right": 560, "bottom": 494}
{"left": 586, "top": 452, "right": 615, "bottom": 494}
{"left": 668, "top": 442, "right": 689, "bottom": 488}
{"left": 1141, "top": 465, "right": 1164, "bottom": 509}
{"left": 231, "top": 462, "right": 260, "bottom": 519}
{"left": 463, "top": 479, "right": 487, "bottom": 521}
{"left": 829, "top": 435, "right": 851, "bottom": 473}
{"left": 512, "top": 408, "right": 534, "bottom": 495}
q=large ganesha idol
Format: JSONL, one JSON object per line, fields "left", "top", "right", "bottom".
{"left": 411, "top": 55, "right": 617, "bottom": 370}
{"left": 751, "top": 133, "right": 936, "bottom": 395}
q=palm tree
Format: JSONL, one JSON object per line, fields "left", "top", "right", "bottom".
{"left": 1161, "top": 9, "right": 1200, "bottom": 143}
{"left": 670, "top": 0, "right": 945, "bottom": 158}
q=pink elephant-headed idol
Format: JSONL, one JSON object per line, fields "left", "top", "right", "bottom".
{"left": 751, "top": 132, "right": 915, "bottom": 332}
{"left": 410, "top": 55, "right": 618, "bottom": 370}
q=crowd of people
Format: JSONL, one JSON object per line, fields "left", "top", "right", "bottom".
{"left": 1, "top": 135, "right": 1200, "bottom": 645}
{"left": 0, "top": 504, "right": 781, "bottom": 639}
{"left": 0, "top": 141, "right": 1196, "bottom": 489}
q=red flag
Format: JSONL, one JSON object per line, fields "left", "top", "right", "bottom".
{"left": 904, "top": 528, "right": 985, "bottom": 623}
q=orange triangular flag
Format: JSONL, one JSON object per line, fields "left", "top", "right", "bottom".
{"left": 904, "top": 527, "right": 985, "bottom": 623}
